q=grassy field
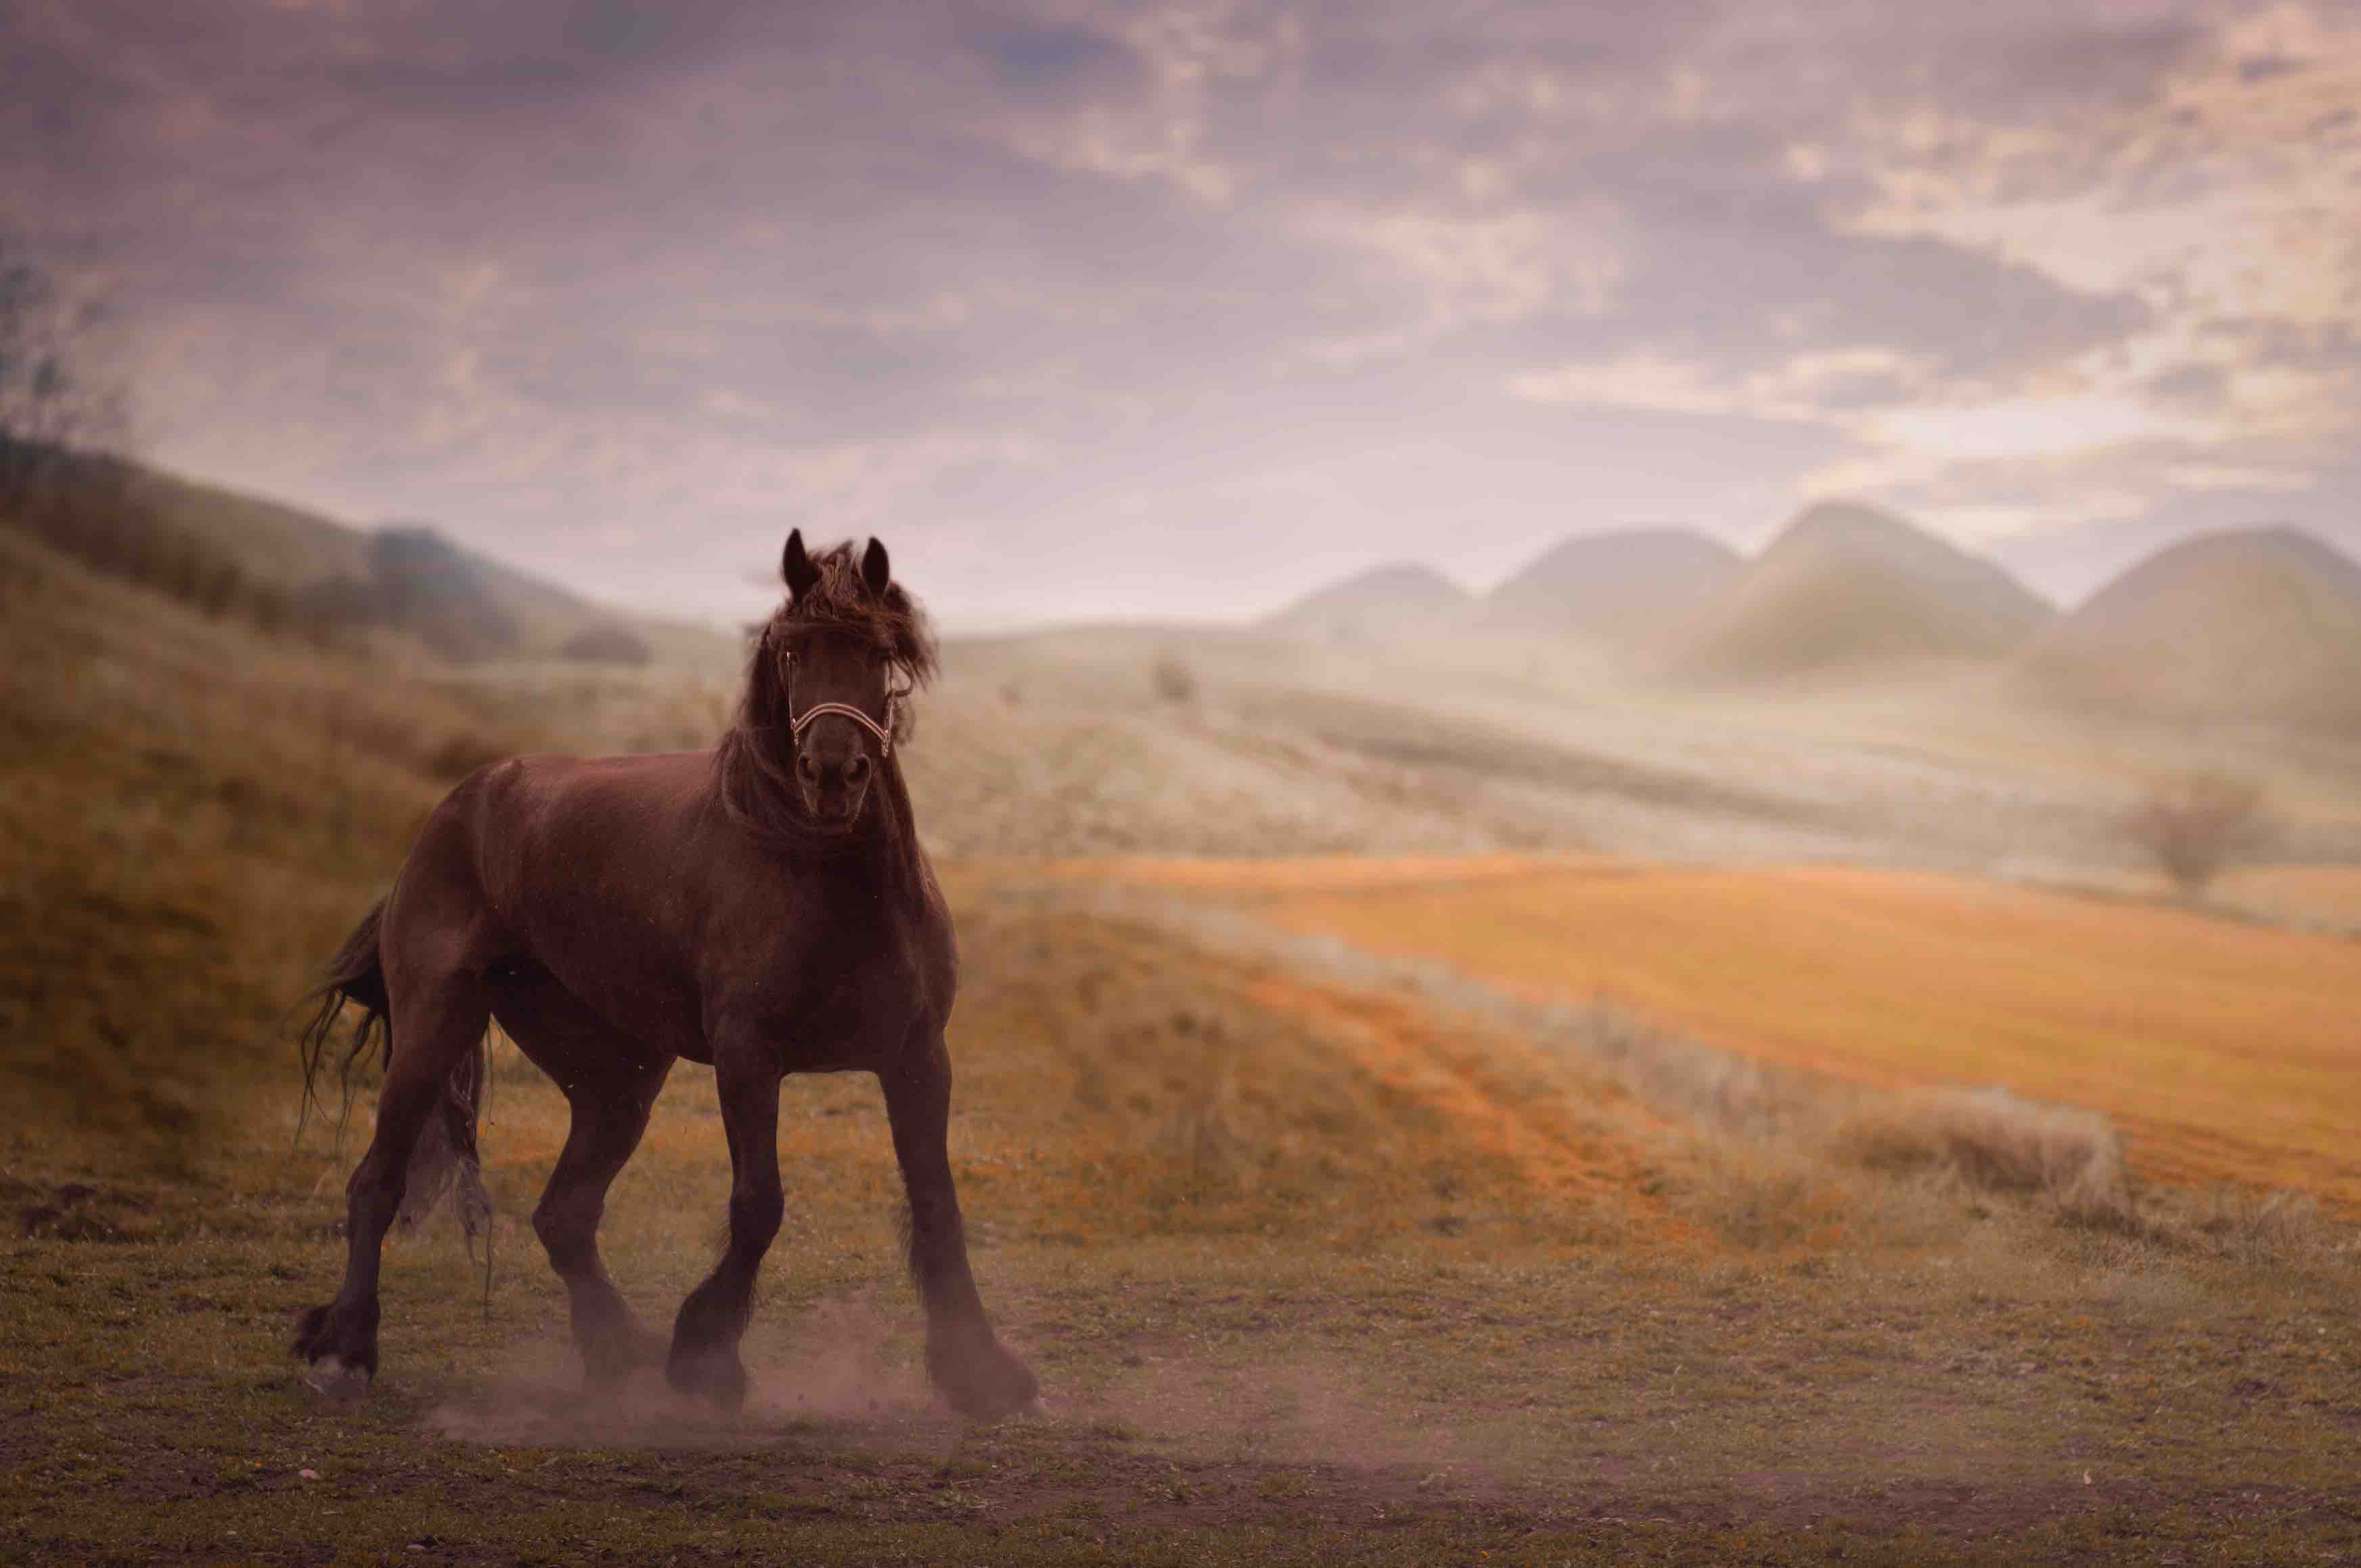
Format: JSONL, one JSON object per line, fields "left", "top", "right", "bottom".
{"left": 5, "top": 531, "right": 2360, "bottom": 1563}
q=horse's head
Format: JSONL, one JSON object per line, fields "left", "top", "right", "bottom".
{"left": 759, "top": 529, "right": 937, "bottom": 827}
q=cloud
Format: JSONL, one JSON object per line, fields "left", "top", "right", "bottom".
{"left": 2, "top": 0, "right": 2355, "bottom": 622}
{"left": 1512, "top": 345, "right": 1931, "bottom": 422}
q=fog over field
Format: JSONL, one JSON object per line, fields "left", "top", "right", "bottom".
{"left": 6, "top": 3, "right": 2361, "bottom": 1563}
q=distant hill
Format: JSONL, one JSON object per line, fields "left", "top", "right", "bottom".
{"left": 6, "top": 450, "right": 734, "bottom": 670}
{"left": 298, "top": 521, "right": 605, "bottom": 665}
{"left": 1666, "top": 501, "right": 2051, "bottom": 679}
{"left": 115, "top": 464, "right": 372, "bottom": 588}
{"left": 2014, "top": 527, "right": 2361, "bottom": 733}
{"left": 1483, "top": 529, "right": 1741, "bottom": 646}
{"left": 335, "top": 527, "right": 522, "bottom": 662}
{"left": 1263, "top": 562, "right": 1474, "bottom": 644}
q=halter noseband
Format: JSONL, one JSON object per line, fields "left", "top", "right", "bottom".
{"left": 788, "top": 696, "right": 897, "bottom": 758}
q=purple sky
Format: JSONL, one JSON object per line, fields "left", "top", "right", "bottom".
{"left": 7, "top": 0, "right": 2358, "bottom": 629}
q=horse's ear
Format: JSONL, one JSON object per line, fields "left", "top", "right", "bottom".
{"left": 861, "top": 537, "right": 891, "bottom": 598}
{"left": 782, "top": 529, "right": 819, "bottom": 598}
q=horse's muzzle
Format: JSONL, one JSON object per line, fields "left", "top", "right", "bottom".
{"left": 796, "top": 749, "right": 872, "bottom": 825}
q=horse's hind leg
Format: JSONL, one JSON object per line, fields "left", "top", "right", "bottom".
{"left": 295, "top": 962, "right": 491, "bottom": 1394}
{"left": 493, "top": 975, "right": 673, "bottom": 1389}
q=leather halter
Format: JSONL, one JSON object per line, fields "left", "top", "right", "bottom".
{"left": 768, "top": 627, "right": 906, "bottom": 761}
{"left": 789, "top": 695, "right": 897, "bottom": 758}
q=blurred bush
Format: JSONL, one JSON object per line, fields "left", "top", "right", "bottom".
{"left": 2129, "top": 770, "right": 2266, "bottom": 897}
{"left": 1150, "top": 651, "right": 1196, "bottom": 704}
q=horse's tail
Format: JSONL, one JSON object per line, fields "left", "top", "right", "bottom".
{"left": 296, "top": 899, "right": 390, "bottom": 1143}
{"left": 296, "top": 899, "right": 491, "bottom": 1246}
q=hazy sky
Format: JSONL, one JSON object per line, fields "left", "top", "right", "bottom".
{"left": 6, "top": 0, "right": 2358, "bottom": 628}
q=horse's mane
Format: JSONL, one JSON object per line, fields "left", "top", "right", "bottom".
{"left": 714, "top": 541, "right": 937, "bottom": 858}
{"left": 756, "top": 540, "right": 939, "bottom": 679}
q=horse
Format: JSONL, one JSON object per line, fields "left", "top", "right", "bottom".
{"left": 292, "top": 531, "right": 1039, "bottom": 1420}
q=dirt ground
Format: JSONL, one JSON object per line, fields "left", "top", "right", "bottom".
{"left": 5, "top": 889, "right": 2358, "bottom": 1566}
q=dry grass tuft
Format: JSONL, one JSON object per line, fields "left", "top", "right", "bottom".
{"left": 1832, "top": 1086, "right": 2131, "bottom": 1219}
{"left": 1682, "top": 1150, "right": 1829, "bottom": 1251}
{"left": 2184, "top": 1186, "right": 2338, "bottom": 1263}
{"left": 1545, "top": 1002, "right": 1801, "bottom": 1139}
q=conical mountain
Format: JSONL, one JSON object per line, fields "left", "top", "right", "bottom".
{"left": 2015, "top": 527, "right": 2361, "bottom": 732}
{"left": 1263, "top": 561, "right": 1474, "bottom": 644}
{"left": 1484, "top": 528, "right": 1742, "bottom": 645}
{"left": 1667, "top": 501, "right": 2051, "bottom": 678}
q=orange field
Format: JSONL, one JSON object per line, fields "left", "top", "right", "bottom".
{"left": 2214, "top": 863, "right": 2361, "bottom": 929}
{"left": 1057, "top": 859, "right": 2361, "bottom": 1209}
{"left": 961, "top": 852, "right": 1606, "bottom": 895}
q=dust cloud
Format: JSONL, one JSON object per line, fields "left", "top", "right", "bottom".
{"left": 426, "top": 1292, "right": 1461, "bottom": 1476}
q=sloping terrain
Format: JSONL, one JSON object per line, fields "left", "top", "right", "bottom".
{"left": 2015, "top": 527, "right": 2361, "bottom": 734}
{"left": 903, "top": 619, "right": 2361, "bottom": 872}
{"left": 0, "top": 531, "right": 734, "bottom": 1154}
{"left": 907, "top": 633, "right": 1881, "bottom": 861}
{"left": 115, "top": 461, "right": 372, "bottom": 586}
{"left": 1483, "top": 527, "right": 1741, "bottom": 648}
{"left": 1667, "top": 501, "right": 2051, "bottom": 679}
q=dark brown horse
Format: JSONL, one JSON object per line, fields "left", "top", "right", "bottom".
{"left": 294, "top": 531, "right": 1037, "bottom": 1419}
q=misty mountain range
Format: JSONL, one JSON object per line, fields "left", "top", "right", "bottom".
{"left": 30, "top": 447, "right": 2361, "bottom": 738}
{"left": 1267, "top": 499, "right": 2361, "bottom": 732}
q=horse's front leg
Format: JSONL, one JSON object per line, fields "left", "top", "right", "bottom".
{"left": 882, "top": 1031, "right": 1038, "bottom": 1420}
{"left": 664, "top": 1046, "right": 782, "bottom": 1412}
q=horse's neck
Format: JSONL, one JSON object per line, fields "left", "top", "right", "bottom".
{"left": 799, "top": 763, "right": 926, "bottom": 895}
{"left": 865, "top": 763, "right": 928, "bottom": 895}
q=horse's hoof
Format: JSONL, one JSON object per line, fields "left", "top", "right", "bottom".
{"left": 934, "top": 1339, "right": 1041, "bottom": 1423}
{"left": 305, "top": 1356, "right": 370, "bottom": 1402}
{"left": 664, "top": 1351, "right": 748, "bottom": 1414}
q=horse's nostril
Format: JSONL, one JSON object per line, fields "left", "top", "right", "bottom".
{"left": 846, "top": 754, "right": 871, "bottom": 783}
{"left": 797, "top": 753, "right": 821, "bottom": 783}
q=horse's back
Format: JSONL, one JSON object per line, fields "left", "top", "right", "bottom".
{"left": 390, "top": 749, "right": 724, "bottom": 1053}
{"left": 489, "top": 748, "right": 717, "bottom": 850}
{"left": 392, "top": 746, "right": 953, "bottom": 1068}
{"left": 436, "top": 748, "right": 717, "bottom": 912}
